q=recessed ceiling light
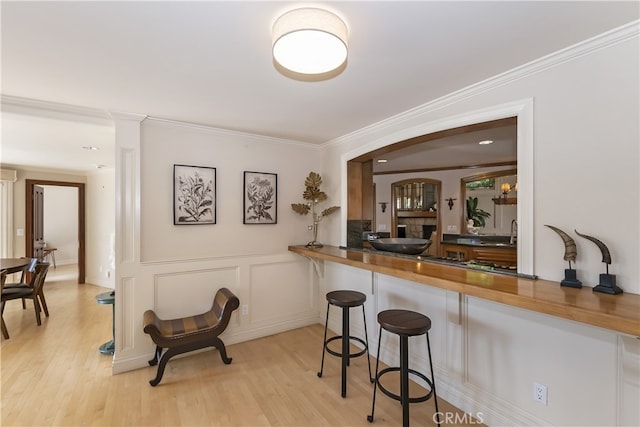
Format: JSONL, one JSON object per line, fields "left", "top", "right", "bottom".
{"left": 377, "top": 159, "right": 388, "bottom": 163}
{"left": 82, "top": 145, "right": 99, "bottom": 150}
{"left": 478, "top": 140, "right": 493, "bottom": 145}
{"left": 95, "top": 164, "right": 106, "bottom": 169}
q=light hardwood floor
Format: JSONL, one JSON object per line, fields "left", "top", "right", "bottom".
{"left": 2, "top": 264, "right": 475, "bottom": 426}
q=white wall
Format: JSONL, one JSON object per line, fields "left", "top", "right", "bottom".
{"left": 320, "top": 24, "right": 639, "bottom": 426}
{"left": 328, "top": 25, "right": 639, "bottom": 293}
{"left": 86, "top": 170, "right": 115, "bottom": 288}
{"left": 8, "top": 167, "right": 86, "bottom": 258}
{"left": 42, "top": 185, "right": 78, "bottom": 265}
{"left": 4, "top": 166, "right": 115, "bottom": 288}
{"left": 113, "top": 117, "right": 325, "bottom": 373}
{"left": 140, "top": 120, "right": 326, "bottom": 261}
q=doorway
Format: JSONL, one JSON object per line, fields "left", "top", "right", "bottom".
{"left": 25, "top": 179, "right": 85, "bottom": 284}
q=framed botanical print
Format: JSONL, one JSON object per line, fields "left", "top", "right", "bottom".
{"left": 243, "top": 171, "right": 277, "bottom": 224}
{"left": 174, "top": 164, "right": 216, "bottom": 225}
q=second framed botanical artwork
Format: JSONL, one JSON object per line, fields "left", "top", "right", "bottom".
{"left": 243, "top": 171, "right": 277, "bottom": 224}
{"left": 174, "top": 164, "right": 216, "bottom": 225}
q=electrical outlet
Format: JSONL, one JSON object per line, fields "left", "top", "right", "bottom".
{"left": 241, "top": 304, "right": 248, "bottom": 316}
{"left": 534, "top": 382, "right": 547, "bottom": 405}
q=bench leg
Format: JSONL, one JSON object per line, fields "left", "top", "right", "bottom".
{"left": 148, "top": 339, "right": 233, "bottom": 386}
{"left": 149, "top": 346, "right": 182, "bottom": 386}
{"left": 148, "top": 345, "right": 163, "bottom": 366}
{"left": 212, "top": 337, "right": 232, "bottom": 364}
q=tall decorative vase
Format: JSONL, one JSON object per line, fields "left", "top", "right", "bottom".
{"left": 306, "top": 221, "right": 322, "bottom": 248}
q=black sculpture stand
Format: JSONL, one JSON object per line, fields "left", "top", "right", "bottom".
{"left": 593, "top": 274, "right": 623, "bottom": 295}
{"left": 560, "top": 269, "right": 582, "bottom": 288}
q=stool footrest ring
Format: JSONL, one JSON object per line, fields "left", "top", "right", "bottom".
{"left": 325, "top": 335, "right": 369, "bottom": 359}
{"left": 375, "top": 367, "right": 434, "bottom": 403}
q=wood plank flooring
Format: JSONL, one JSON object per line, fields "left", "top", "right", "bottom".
{"left": 2, "top": 265, "right": 476, "bottom": 426}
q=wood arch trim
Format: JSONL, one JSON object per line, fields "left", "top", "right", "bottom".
{"left": 25, "top": 179, "right": 85, "bottom": 284}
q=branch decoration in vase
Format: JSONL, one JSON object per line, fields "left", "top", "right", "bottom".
{"left": 291, "top": 172, "right": 340, "bottom": 248}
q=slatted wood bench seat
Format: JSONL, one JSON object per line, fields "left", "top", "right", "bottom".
{"left": 143, "top": 287, "right": 240, "bottom": 386}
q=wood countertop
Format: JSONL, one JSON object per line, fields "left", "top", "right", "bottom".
{"left": 288, "top": 245, "right": 640, "bottom": 337}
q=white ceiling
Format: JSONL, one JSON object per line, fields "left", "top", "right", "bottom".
{"left": 1, "top": 1, "right": 637, "bottom": 173}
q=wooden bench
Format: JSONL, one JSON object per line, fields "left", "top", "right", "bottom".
{"left": 142, "top": 287, "right": 240, "bottom": 386}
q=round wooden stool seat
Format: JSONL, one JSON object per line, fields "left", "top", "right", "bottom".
{"left": 377, "top": 309, "right": 431, "bottom": 336}
{"left": 326, "top": 290, "right": 367, "bottom": 307}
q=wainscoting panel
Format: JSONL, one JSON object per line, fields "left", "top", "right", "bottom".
{"left": 154, "top": 266, "right": 240, "bottom": 319}
{"left": 465, "top": 296, "right": 619, "bottom": 426}
{"left": 249, "top": 259, "right": 315, "bottom": 324}
{"left": 619, "top": 334, "right": 640, "bottom": 426}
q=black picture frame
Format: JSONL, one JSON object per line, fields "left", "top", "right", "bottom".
{"left": 173, "top": 164, "right": 216, "bottom": 225}
{"left": 243, "top": 171, "right": 277, "bottom": 224}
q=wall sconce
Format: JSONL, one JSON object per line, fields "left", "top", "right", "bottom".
{"left": 379, "top": 202, "right": 388, "bottom": 212}
{"left": 446, "top": 197, "right": 456, "bottom": 210}
{"left": 500, "top": 183, "right": 511, "bottom": 199}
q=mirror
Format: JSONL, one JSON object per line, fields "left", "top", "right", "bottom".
{"left": 461, "top": 169, "right": 517, "bottom": 235}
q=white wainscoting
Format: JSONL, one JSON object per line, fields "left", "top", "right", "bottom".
{"left": 112, "top": 252, "right": 319, "bottom": 374}
{"left": 319, "top": 261, "right": 639, "bottom": 427}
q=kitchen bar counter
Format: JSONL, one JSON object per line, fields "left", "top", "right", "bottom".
{"left": 289, "top": 245, "right": 640, "bottom": 336}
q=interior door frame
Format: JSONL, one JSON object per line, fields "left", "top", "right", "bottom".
{"left": 25, "top": 179, "right": 85, "bottom": 284}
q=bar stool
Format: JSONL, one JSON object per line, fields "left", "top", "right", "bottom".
{"left": 317, "top": 290, "right": 373, "bottom": 397}
{"left": 367, "top": 309, "right": 440, "bottom": 427}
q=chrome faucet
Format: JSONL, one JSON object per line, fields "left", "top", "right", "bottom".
{"left": 510, "top": 220, "right": 518, "bottom": 245}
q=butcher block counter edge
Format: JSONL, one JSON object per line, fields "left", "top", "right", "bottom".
{"left": 288, "top": 245, "right": 640, "bottom": 337}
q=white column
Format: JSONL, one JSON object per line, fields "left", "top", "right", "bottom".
{"left": 111, "top": 112, "right": 146, "bottom": 373}
{"left": 0, "top": 169, "right": 18, "bottom": 258}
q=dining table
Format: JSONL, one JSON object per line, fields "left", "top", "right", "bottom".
{"left": 0, "top": 258, "right": 30, "bottom": 275}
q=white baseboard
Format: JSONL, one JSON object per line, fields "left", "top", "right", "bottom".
{"left": 112, "top": 315, "right": 321, "bottom": 375}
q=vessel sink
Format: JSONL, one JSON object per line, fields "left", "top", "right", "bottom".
{"left": 369, "top": 238, "right": 432, "bottom": 255}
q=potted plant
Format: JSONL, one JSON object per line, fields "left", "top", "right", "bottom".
{"left": 466, "top": 196, "right": 491, "bottom": 232}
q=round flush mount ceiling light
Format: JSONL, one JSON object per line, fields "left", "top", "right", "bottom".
{"left": 272, "top": 8, "right": 348, "bottom": 77}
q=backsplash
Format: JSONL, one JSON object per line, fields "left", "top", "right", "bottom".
{"left": 346, "top": 219, "right": 371, "bottom": 248}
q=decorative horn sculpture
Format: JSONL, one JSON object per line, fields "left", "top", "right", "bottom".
{"left": 574, "top": 230, "right": 622, "bottom": 295}
{"left": 544, "top": 225, "right": 582, "bottom": 288}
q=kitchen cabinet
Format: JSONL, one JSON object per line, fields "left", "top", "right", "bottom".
{"left": 470, "top": 247, "right": 517, "bottom": 267}
{"left": 441, "top": 243, "right": 516, "bottom": 267}
{"left": 441, "top": 243, "right": 471, "bottom": 261}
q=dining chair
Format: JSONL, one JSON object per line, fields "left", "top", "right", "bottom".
{"left": 1, "top": 271, "right": 8, "bottom": 339}
{"left": 3, "top": 258, "right": 47, "bottom": 312}
{"left": 1, "top": 263, "right": 50, "bottom": 329}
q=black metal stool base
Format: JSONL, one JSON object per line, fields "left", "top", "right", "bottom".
{"left": 375, "top": 367, "right": 434, "bottom": 403}
{"left": 317, "top": 290, "right": 373, "bottom": 398}
{"left": 368, "top": 309, "right": 440, "bottom": 426}
{"left": 322, "top": 335, "right": 370, "bottom": 361}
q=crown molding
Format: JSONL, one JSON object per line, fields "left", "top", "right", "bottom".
{"left": 1, "top": 94, "right": 113, "bottom": 125}
{"left": 326, "top": 20, "right": 639, "bottom": 149}
{"left": 143, "top": 116, "right": 319, "bottom": 151}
